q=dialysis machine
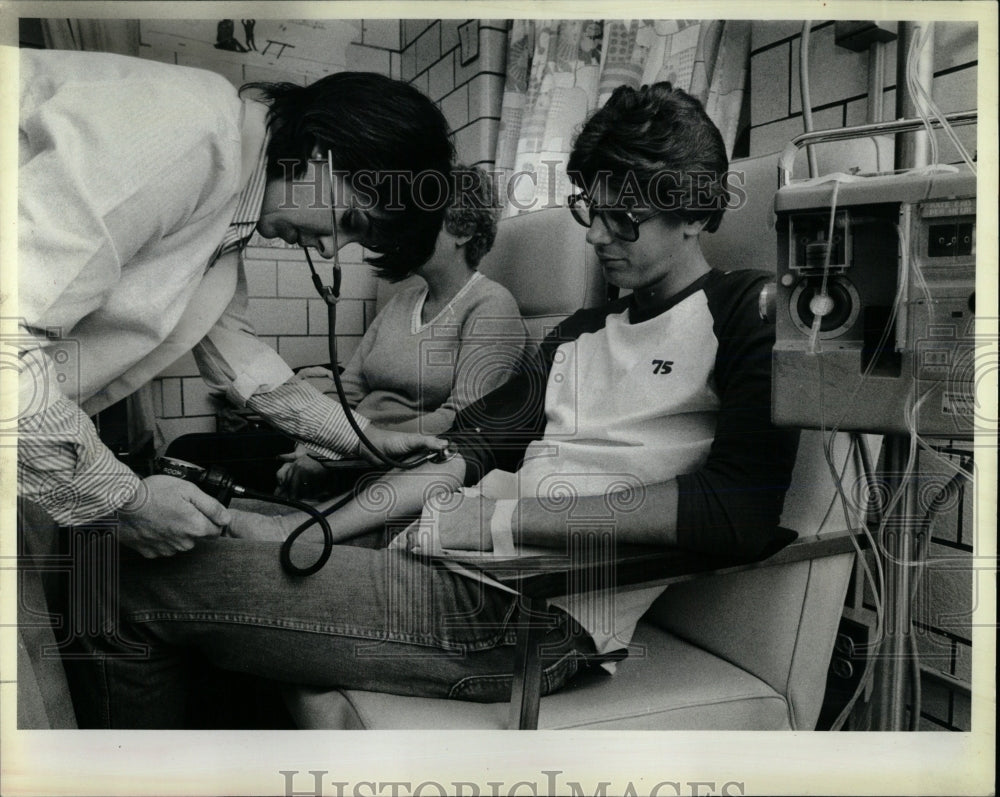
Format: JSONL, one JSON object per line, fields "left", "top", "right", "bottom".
{"left": 772, "top": 168, "right": 976, "bottom": 437}
{"left": 768, "top": 109, "right": 980, "bottom": 731}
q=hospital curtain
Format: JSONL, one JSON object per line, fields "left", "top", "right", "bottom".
{"left": 493, "top": 20, "right": 751, "bottom": 216}
{"left": 42, "top": 19, "right": 140, "bottom": 57}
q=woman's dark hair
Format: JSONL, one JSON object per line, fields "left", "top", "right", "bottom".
{"left": 373, "top": 165, "right": 500, "bottom": 281}
{"left": 567, "top": 83, "right": 730, "bottom": 233}
{"left": 242, "top": 72, "right": 455, "bottom": 272}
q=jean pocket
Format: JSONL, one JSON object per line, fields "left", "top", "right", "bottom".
{"left": 446, "top": 649, "right": 585, "bottom": 703}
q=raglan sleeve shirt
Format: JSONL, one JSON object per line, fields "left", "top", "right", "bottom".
{"left": 442, "top": 271, "right": 799, "bottom": 559}
{"left": 442, "top": 303, "right": 617, "bottom": 484}
{"left": 673, "top": 270, "right": 800, "bottom": 558}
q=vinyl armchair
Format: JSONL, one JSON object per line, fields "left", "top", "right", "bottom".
{"left": 286, "top": 431, "right": 870, "bottom": 730}
{"left": 286, "top": 202, "right": 875, "bottom": 730}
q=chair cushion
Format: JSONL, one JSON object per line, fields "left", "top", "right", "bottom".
{"left": 646, "top": 555, "right": 853, "bottom": 731}
{"left": 286, "top": 620, "right": 792, "bottom": 730}
{"left": 477, "top": 207, "right": 605, "bottom": 319}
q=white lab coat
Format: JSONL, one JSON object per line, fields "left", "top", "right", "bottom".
{"left": 17, "top": 49, "right": 293, "bottom": 418}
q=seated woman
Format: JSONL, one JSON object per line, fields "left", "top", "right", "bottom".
{"left": 277, "top": 165, "right": 525, "bottom": 497}
{"left": 75, "top": 82, "right": 800, "bottom": 727}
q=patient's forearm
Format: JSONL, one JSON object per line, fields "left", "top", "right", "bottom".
{"left": 225, "top": 506, "right": 364, "bottom": 544}
{"left": 226, "top": 456, "right": 467, "bottom": 544}
{"left": 321, "top": 456, "right": 467, "bottom": 540}
{"left": 514, "top": 480, "right": 680, "bottom": 549}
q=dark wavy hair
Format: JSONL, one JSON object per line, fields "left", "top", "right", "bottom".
{"left": 567, "top": 82, "right": 730, "bottom": 233}
{"left": 446, "top": 165, "right": 500, "bottom": 268}
{"left": 242, "top": 72, "right": 455, "bottom": 272}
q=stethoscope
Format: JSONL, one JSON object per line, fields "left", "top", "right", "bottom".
{"left": 156, "top": 152, "right": 452, "bottom": 576}
{"left": 300, "top": 152, "right": 454, "bottom": 471}
{"left": 281, "top": 152, "right": 456, "bottom": 572}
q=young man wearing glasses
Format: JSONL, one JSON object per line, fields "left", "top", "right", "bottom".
{"left": 75, "top": 82, "right": 800, "bottom": 727}
{"left": 16, "top": 50, "right": 452, "bottom": 557}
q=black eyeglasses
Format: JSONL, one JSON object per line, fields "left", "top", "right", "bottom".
{"left": 567, "top": 193, "right": 662, "bottom": 243}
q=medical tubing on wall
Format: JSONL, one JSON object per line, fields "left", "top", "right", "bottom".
{"left": 906, "top": 24, "right": 975, "bottom": 173}
{"left": 905, "top": 23, "right": 940, "bottom": 170}
{"left": 853, "top": 432, "right": 884, "bottom": 525}
{"left": 825, "top": 434, "right": 883, "bottom": 730}
{"left": 799, "top": 22, "right": 820, "bottom": 179}
{"left": 778, "top": 101, "right": 977, "bottom": 729}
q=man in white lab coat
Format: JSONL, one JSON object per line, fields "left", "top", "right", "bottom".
{"left": 15, "top": 49, "right": 453, "bottom": 555}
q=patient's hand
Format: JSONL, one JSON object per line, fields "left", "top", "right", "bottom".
{"left": 275, "top": 448, "right": 328, "bottom": 499}
{"left": 358, "top": 425, "right": 448, "bottom": 466}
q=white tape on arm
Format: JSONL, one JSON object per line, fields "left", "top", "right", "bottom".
{"left": 489, "top": 498, "right": 518, "bottom": 556}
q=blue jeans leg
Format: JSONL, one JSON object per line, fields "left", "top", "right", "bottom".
{"left": 74, "top": 538, "right": 592, "bottom": 728}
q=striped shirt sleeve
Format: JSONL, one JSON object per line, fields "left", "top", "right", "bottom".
{"left": 17, "top": 397, "right": 142, "bottom": 525}
{"left": 245, "top": 377, "right": 370, "bottom": 459}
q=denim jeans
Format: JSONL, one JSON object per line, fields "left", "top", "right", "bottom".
{"left": 73, "top": 537, "right": 595, "bottom": 728}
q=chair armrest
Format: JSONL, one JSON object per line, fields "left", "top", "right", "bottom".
{"left": 442, "top": 528, "right": 866, "bottom": 730}
{"left": 449, "top": 527, "right": 866, "bottom": 601}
